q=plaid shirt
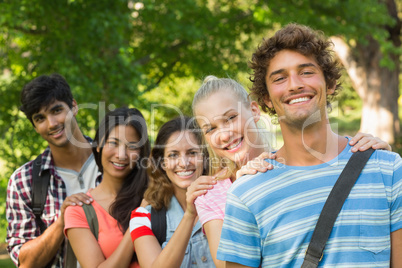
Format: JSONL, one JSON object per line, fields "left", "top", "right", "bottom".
{"left": 6, "top": 138, "right": 100, "bottom": 267}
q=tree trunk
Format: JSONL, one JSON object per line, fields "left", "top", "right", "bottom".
{"left": 358, "top": 37, "right": 399, "bottom": 144}
{"left": 331, "top": 0, "right": 401, "bottom": 145}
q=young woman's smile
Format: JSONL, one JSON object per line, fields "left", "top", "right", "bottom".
{"left": 99, "top": 125, "right": 140, "bottom": 181}
{"left": 195, "top": 89, "right": 262, "bottom": 166}
{"left": 163, "top": 130, "right": 204, "bottom": 192}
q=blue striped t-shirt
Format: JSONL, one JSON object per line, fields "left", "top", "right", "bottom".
{"left": 217, "top": 143, "right": 402, "bottom": 268}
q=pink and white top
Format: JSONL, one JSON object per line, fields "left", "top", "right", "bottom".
{"left": 194, "top": 178, "right": 232, "bottom": 225}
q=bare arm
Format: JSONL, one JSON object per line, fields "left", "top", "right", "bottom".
{"left": 226, "top": 261, "right": 253, "bottom": 268}
{"left": 203, "top": 219, "right": 225, "bottom": 268}
{"left": 134, "top": 179, "right": 209, "bottom": 268}
{"left": 391, "top": 229, "right": 402, "bottom": 267}
{"left": 134, "top": 211, "right": 197, "bottom": 268}
{"left": 68, "top": 227, "right": 134, "bottom": 268}
{"left": 19, "top": 217, "right": 64, "bottom": 268}
{"left": 19, "top": 193, "right": 92, "bottom": 268}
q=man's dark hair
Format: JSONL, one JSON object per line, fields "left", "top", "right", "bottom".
{"left": 249, "top": 23, "right": 343, "bottom": 115}
{"left": 20, "top": 74, "right": 74, "bottom": 125}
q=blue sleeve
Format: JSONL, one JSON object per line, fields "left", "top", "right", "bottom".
{"left": 217, "top": 191, "right": 262, "bottom": 267}
{"left": 390, "top": 153, "right": 402, "bottom": 233}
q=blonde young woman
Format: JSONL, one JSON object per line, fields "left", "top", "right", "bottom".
{"left": 188, "top": 76, "right": 391, "bottom": 267}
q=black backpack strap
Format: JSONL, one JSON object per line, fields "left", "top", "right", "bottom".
{"left": 82, "top": 203, "right": 99, "bottom": 240}
{"left": 30, "top": 154, "right": 53, "bottom": 268}
{"left": 151, "top": 206, "right": 167, "bottom": 246}
{"left": 31, "top": 154, "right": 51, "bottom": 234}
{"left": 65, "top": 203, "right": 98, "bottom": 268}
{"left": 301, "top": 148, "right": 375, "bottom": 268}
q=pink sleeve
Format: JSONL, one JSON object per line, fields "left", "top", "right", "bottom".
{"left": 64, "top": 205, "right": 90, "bottom": 237}
{"left": 195, "top": 181, "right": 227, "bottom": 225}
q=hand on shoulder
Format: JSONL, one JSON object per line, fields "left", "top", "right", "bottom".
{"left": 236, "top": 152, "right": 275, "bottom": 179}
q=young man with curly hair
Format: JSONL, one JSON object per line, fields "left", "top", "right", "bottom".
{"left": 217, "top": 24, "right": 402, "bottom": 268}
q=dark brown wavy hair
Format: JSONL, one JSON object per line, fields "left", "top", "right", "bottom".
{"left": 144, "top": 116, "right": 208, "bottom": 210}
{"left": 93, "top": 107, "right": 150, "bottom": 232}
{"left": 249, "top": 23, "right": 343, "bottom": 115}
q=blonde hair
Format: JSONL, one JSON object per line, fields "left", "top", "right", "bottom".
{"left": 192, "top": 75, "right": 270, "bottom": 178}
{"left": 192, "top": 75, "right": 250, "bottom": 114}
{"left": 204, "top": 138, "right": 237, "bottom": 179}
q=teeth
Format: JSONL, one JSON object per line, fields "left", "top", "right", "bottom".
{"left": 176, "top": 170, "right": 194, "bottom": 176}
{"left": 227, "top": 139, "right": 241, "bottom": 150}
{"left": 50, "top": 128, "right": 63, "bottom": 135}
{"left": 289, "top": 97, "right": 310, "bottom": 105}
{"left": 113, "top": 162, "right": 126, "bottom": 167}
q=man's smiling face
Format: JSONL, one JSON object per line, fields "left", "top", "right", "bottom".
{"left": 264, "top": 49, "right": 335, "bottom": 128}
{"left": 32, "top": 99, "right": 78, "bottom": 148}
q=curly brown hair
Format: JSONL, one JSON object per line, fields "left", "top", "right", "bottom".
{"left": 144, "top": 116, "right": 208, "bottom": 210}
{"left": 249, "top": 23, "right": 343, "bottom": 115}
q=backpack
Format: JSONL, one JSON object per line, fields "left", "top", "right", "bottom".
{"left": 31, "top": 154, "right": 53, "bottom": 268}
{"left": 31, "top": 154, "right": 51, "bottom": 235}
{"left": 31, "top": 154, "right": 98, "bottom": 268}
{"left": 151, "top": 206, "right": 167, "bottom": 246}
{"left": 65, "top": 204, "right": 98, "bottom": 268}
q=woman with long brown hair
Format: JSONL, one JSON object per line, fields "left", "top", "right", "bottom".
{"left": 65, "top": 107, "right": 150, "bottom": 268}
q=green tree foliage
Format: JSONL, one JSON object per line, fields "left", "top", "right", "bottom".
{"left": 0, "top": 0, "right": 268, "bottom": 174}
{"left": 0, "top": 0, "right": 270, "bottom": 242}
{"left": 253, "top": 0, "right": 398, "bottom": 62}
{"left": 1, "top": 0, "right": 139, "bottom": 169}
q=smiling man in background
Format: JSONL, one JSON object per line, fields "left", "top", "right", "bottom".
{"left": 6, "top": 74, "right": 99, "bottom": 267}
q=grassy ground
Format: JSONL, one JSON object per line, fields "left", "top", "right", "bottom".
{"left": 0, "top": 257, "right": 14, "bottom": 268}
{"left": 0, "top": 243, "right": 13, "bottom": 267}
